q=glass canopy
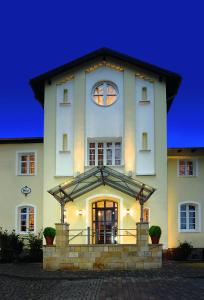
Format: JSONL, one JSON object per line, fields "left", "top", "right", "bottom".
{"left": 48, "top": 166, "right": 155, "bottom": 204}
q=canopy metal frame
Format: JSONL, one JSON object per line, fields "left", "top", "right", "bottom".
{"left": 48, "top": 166, "right": 156, "bottom": 223}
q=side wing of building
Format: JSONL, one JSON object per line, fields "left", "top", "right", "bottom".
{"left": 0, "top": 139, "right": 43, "bottom": 234}
{"left": 168, "top": 148, "right": 204, "bottom": 248}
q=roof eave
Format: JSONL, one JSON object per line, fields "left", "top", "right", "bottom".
{"left": 29, "top": 47, "right": 182, "bottom": 111}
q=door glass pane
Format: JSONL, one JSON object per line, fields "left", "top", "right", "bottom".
{"left": 106, "top": 201, "right": 114, "bottom": 207}
{"left": 96, "top": 201, "right": 104, "bottom": 208}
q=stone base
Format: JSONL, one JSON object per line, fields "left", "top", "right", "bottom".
{"left": 43, "top": 244, "right": 162, "bottom": 271}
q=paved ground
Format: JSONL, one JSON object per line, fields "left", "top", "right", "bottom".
{"left": 0, "top": 262, "right": 204, "bottom": 299}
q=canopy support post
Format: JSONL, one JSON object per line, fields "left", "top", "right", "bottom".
{"left": 140, "top": 200, "right": 144, "bottom": 223}
{"left": 60, "top": 201, "right": 65, "bottom": 224}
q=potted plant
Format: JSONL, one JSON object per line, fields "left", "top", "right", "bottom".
{"left": 43, "top": 227, "right": 56, "bottom": 245}
{"left": 149, "top": 225, "right": 161, "bottom": 244}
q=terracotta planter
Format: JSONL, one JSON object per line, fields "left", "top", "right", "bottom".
{"left": 150, "top": 235, "right": 160, "bottom": 244}
{"left": 45, "top": 236, "right": 54, "bottom": 245}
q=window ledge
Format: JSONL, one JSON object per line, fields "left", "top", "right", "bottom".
{"left": 139, "top": 100, "right": 150, "bottom": 104}
{"left": 18, "top": 232, "right": 36, "bottom": 236}
{"left": 136, "top": 172, "right": 156, "bottom": 176}
{"left": 178, "top": 175, "right": 197, "bottom": 178}
{"left": 85, "top": 165, "right": 124, "bottom": 168}
{"left": 179, "top": 230, "right": 200, "bottom": 233}
{"left": 59, "top": 102, "right": 71, "bottom": 106}
{"left": 139, "top": 149, "right": 151, "bottom": 152}
{"left": 17, "top": 174, "right": 36, "bottom": 176}
{"left": 59, "top": 150, "right": 71, "bottom": 154}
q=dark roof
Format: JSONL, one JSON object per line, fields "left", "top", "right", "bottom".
{"left": 168, "top": 147, "right": 204, "bottom": 156}
{"left": 0, "top": 137, "right": 43, "bottom": 144}
{"left": 30, "top": 48, "right": 182, "bottom": 111}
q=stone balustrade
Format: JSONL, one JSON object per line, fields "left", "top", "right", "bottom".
{"left": 43, "top": 222, "right": 162, "bottom": 271}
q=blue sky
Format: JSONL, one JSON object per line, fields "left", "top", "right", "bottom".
{"left": 0, "top": 0, "right": 203, "bottom": 147}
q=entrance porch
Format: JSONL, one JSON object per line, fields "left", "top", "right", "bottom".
{"left": 44, "top": 166, "right": 162, "bottom": 270}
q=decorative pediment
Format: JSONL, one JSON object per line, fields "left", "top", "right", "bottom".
{"left": 85, "top": 61, "right": 124, "bottom": 73}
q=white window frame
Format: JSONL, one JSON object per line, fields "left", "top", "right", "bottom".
{"left": 87, "top": 140, "right": 122, "bottom": 166}
{"left": 178, "top": 201, "right": 201, "bottom": 233}
{"left": 177, "top": 159, "right": 198, "bottom": 177}
{"left": 16, "top": 151, "right": 37, "bottom": 176}
{"left": 15, "top": 204, "right": 37, "bottom": 234}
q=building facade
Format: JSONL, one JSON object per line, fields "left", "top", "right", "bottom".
{"left": 0, "top": 48, "right": 203, "bottom": 249}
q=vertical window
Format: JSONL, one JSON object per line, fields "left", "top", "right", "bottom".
{"left": 62, "top": 134, "right": 68, "bottom": 151}
{"left": 106, "top": 143, "right": 113, "bottom": 165}
{"left": 115, "top": 142, "right": 121, "bottom": 165}
{"left": 17, "top": 206, "right": 35, "bottom": 233}
{"left": 179, "top": 203, "right": 199, "bottom": 232}
{"left": 143, "top": 208, "right": 149, "bottom": 222}
{"left": 142, "top": 132, "right": 148, "bottom": 150}
{"left": 18, "top": 153, "right": 36, "bottom": 175}
{"left": 98, "top": 143, "right": 104, "bottom": 166}
{"left": 88, "top": 141, "right": 122, "bottom": 166}
{"left": 89, "top": 143, "right": 95, "bottom": 165}
{"left": 63, "top": 89, "right": 68, "bottom": 103}
{"left": 141, "top": 87, "right": 148, "bottom": 101}
{"left": 178, "top": 160, "right": 196, "bottom": 176}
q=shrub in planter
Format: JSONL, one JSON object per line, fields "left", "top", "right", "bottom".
{"left": 43, "top": 227, "right": 56, "bottom": 245}
{"left": 149, "top": 225, "right": 162, "bottom": 244}
{"left": 0, "top": 228, "right": 24, "bottom": 262}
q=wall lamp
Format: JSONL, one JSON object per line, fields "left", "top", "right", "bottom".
{"left": 126, "top": 209, "right": 131, "bottom": 215}
{"left": 77, "top": 209, "right": 85, "bottom": 216}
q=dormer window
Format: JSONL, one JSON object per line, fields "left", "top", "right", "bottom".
{"left": 92, "top": 81, "right": 118, "bottom": 106}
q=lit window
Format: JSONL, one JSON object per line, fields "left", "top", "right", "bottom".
{"left": 98, "top": 143, "right": 104, "bottom": 166}
{"left": 92, "top": 82, "right": 118, "bottom": 106}
{"left": 115, "top": 142, "right": 121, "bottom": 165}
{"left": 18, "top": 152, "right": 36, "bottom": 175}
{"left": 179, "top": 203, "right": 199, "bottom": 232}
{"left": 89, "top": 143, "right": 95, "bottom": 165}
{"left": 62, "top": 134, "right": 68, "bottom": 151}
{"left": 142, "top": 132, "right": 148, "bottom": 150}
{"left": 143, "top": 208, "right": 149, "bottom": 222}
{"left": 141, "top": 87, "right": 148, "bottom": 101}
{"left": 106, "top": 142, "right": 113, "bottom": 165}
{"left": 17, "top": 205, "right": 35, "bottom": 233}
{"left": 63, "top": 89, "right": 68, "bottom": 103}
{"left": 178, "top": 160, "right": 196, "bottom": 176}
{"left": 88, "top": 141, "right": 121, "bottom": 166}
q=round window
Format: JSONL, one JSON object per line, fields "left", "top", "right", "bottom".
{"left": 92, "top": 81, "right": 118, "bottom": 106}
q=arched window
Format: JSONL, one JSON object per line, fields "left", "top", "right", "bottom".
{"left": 17, "top": 205, "right": 36, "bottom": 234}
{"left": 92, "top": 81, "right": 118, "bottom": 106}
{"left": 179, "top": 202, "right": 201, "bottom": 232}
